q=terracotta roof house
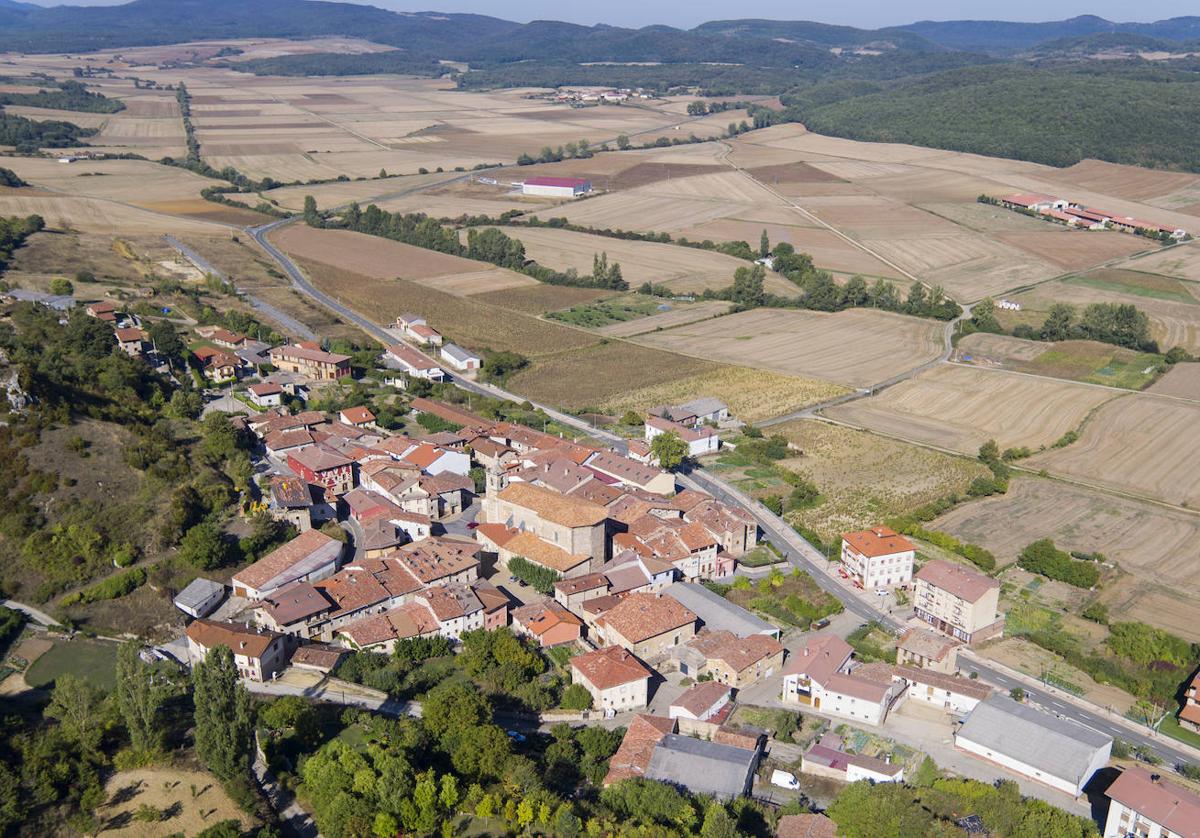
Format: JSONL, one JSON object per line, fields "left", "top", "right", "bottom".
{"left": 269, "top": 344, "right": 350, "bottom": 381}
{"left": 394, "top": 537, "right": 480, "bottom": 586}
{"left": 254, "top": 582, "right": 335, "bottom": 637}
{"left": 603, "top": 715, "right": 677, "bottom": 785}
{"left": 385, "top": 343, "right": 444, "bottom": 381}
{"left": 232, "top": 528, "right": 344, "bottom": 600}
{"left": 511, "top": 599, "right": 583, "bottom": 647}
{"left": 669, "top": 681, "right": 733, "bottom": 722}
{"left": 288, "top": 445, "right": 355, "bottom": 495}
{"left": 801, "top": 732, "right": 904, "bottom": 785}
{"left": 185, "top": 619, "right": 290, "bottom": 681}
{"left": 570, "top": 645, "right": 654, "bottom": 711}
{"left": 594, "top": 592, "right": 698, "bottom": 659}
{"left": 337, "top": 601, "right": 440, "bottom": 653}
{"left": 894, "top": 665, "right": 991, "bottom": 715}
{"left": 339, "top": 406, "right": 376, "bottom": 427}
{"left": 553, "top": 572, "right": 610, "bottom": 610}
{"left": 249, "top": 381, "right": 284, "bottom": 408}
{"left": 290, "top": 643, "right": 346, "bottom": 673}
{"left": 841, "top": 526, "right": 915, "bottom": 589}
{"left": 676, "top": 629, "right": 785, "bottom": 688}
{"left": 1180, "top": 670, "right": 1200, "bottom": 733}
{"left": 583, "top": 450, "right": 674, "bottom": 495}
{"left": 896, "top": 626, "right": 961, "bottom": 674}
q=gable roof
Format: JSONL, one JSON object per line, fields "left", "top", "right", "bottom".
{"left": 511, "top": 599, "right": 583, "bottom": 636}
{"left": 571, "top": 645, "right": 652, "bottom": 690}
{"left": 671, "top": 680, "right": 732, "bottom": 717}
{"left": 496, "top": 482, "right": 607, "bottom": 527}
{"left": 645, "top": 734, "right": 758, "bottom": 799}
{"left": 842, "top": 526, "right": 914, "bottom": 557}
{"left": 186, "top": 619, "right": 282, "bottom": 659}
{"left": 340, "top": 406, "right": 375, "bottom": 424}
{"left": 957, "top": 696, "right": 1112, "bottom": 785}
{"left": 604, "top": 714, "right": 676, "bottom": 785}
{"left": 232, "top": 529, "right": 342, "bottom": 592}
{"left": 596, "top": 592, "right": 697, "bottom": 643}
{"left": 915, "top": 559, "right": 999, "bottom": 603}
{"left": 686, "top": 629, "right": 783, "bottom": 673}
{"left": 503, "top": 531, "right": 591, "bottom": 573}
{"left": 783, "top": 634, "right": 853, "bottom": 683}
{"left": 1104, "top": 766, "right": 1200, "bottom": 838}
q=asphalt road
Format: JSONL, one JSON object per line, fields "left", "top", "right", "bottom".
{"left": 247, "top": 185, "right": 1200, "bottom": 772}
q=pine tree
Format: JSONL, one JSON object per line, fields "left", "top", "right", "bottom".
{"left": 116, "top": 641, "right": 175, "bottom": 757}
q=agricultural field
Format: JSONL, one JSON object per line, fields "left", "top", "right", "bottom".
{"left": 826, "top": 364, "right": 1120, "bottom": 454}
{"left": 599, "top": 365, "right": 849, "bottom": 424}
{"left": 1090, "top": 580, "right": 1200, "bottom": 643}
{"left": 261, "top": 170, "right": 471, "bottom": 212}
{"left": 271, "top": 226, "right": 535, "bottom": 294}
{"left": 769, "top": 419, "right": 992, "bottom": 540}
{"left": 0, "top": 193, "right": 229, "bottom": 236}
{"left": 997, "top": 270, "right": 1200, "bottom": 354}
{"left": 1147, "top": 361, "right": 1200, "bottom": 399}
{"left": 633, "top": 307, "right": 943, "bottom": 388}
{"left": 933, "top": 476, "right": 1200, "bottom": 595}
{"left": 1120, "top": 241, "right": 1200, "bottom": 281}
{"left": 1026, "top": 392, "right": 1200, "bottom": 507}
{"left": 471, "top": 284, "right": 610, "bottom": 314}
{"left": 955, "top": 333, "right": 1163, "bottom": 390}
{"left": 294, "top": 257, "right": 594, "bottom": 357}
{"left": 504, "top": 341, "right": 719, "bottom": 410}
{"left": 489, "top": 226, "right": 791, "bottom": 295}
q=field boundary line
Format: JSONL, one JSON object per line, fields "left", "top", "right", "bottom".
{"left": 942, "top": 360, "right": 1200, "bottom": 403}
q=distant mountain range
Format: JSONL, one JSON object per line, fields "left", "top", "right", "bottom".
{"left": 0, "top": 1, "right": 1195, "bottom": 60}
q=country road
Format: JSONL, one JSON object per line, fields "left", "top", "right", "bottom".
{"left": 244, "top": 180, "right": 1200, "bottom": 771}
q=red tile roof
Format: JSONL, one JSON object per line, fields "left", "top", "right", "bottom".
{"left": 603, "top": 714, "right": 676, "bottom": 785}
{"left": 340, "top": 406, "right": 375, "bottom": 425}
{"left": 1105, "top": 766, "right": 1200, "bottom": 838}
{"left": 232, "top": 529, "right": 340, "bottom": 591}
{"left": 842, "top": 526, "right": 914, "bottom": 557}
{"left": 571, "top": 645, "right": 652, "bottom": 690}
{"left": 596, "top": 592, "right": 696, "bottom": 643}
{"left": 671, "top": 680, "right": 731, "bottom": 717}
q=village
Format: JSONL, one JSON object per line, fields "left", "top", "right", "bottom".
{"left": 55, "top": 291, "right": 1195, "bottom": 838}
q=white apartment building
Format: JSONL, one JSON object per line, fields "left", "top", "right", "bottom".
{"left": 913, "top": 559, "right": 1005, "bottom": 645}
{"left": 840, "top": 526, "right": 915, "bottom": 589}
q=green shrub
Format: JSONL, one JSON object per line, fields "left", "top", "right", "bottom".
{"left": 1017, "top": 539, "right": 1100, "bottom": 588}
{"left": 508, "top": 556, "right": 561, "bottom": 595}
{"left": 60, "top": 567, "right": 146, "bottom": 606}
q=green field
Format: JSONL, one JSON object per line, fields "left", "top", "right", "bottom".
{"left": 1064, "top": 272, "right": 1198, "bottom": 305}
{"left": 25, "top": 638, "right": 118, "bottom": 690}
{"left": 1020, "top": 342, "right": 1163, "bottom": 390}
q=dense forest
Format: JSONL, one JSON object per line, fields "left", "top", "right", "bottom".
{"left": 780, "top": 62, "right": 1200, "bottom": 171}
{"left": 0, "top": 79, "right": 124, "bottom": 113}
{"left": 0, "top": 110, "right": 96, "bottom": 152}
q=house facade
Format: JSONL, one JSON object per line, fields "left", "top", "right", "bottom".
{"left": 185, "top": 619, "right": 291, "bottom": 681}
{"left": 570, "top": 645, "right": 652, "bottom": 711}
{"left": 913, "top": 559, "right": 1004, "bottom": 645}
{"left": 840, "top": 526, "right": 915, "bottom": 589}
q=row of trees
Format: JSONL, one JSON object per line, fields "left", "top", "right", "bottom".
{"left": 1017, "top": 539, "right": 1102, "bottom": 588}
{"left": 316, "top": 200, "right": 629, "bottom": 290}
{"left": 516, "top": 138, "right": 593, "bottom": 166}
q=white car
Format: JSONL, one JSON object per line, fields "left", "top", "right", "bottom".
{"left": 771, "top": 769, "right": 801, "bottom": 790}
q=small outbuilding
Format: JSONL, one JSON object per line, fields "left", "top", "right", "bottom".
{"left": 173, "top": 578, "right": 226, "bottom": 619}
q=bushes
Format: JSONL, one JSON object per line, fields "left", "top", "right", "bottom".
{"left": 1105, "top": 622, "right": 1195, "bottom": 668}
{"left": 560, "top": 683, "right": 593, "bottom": 711}
{"left": 887, "top": 518, "right": 996, "bottom": 572}
{"left": 1017, "top": 539, "right": 1100, "bottom": 588}
{"left": 507, "top": 557, "right": 561, "bottom": 595}
{"left": 60, "top": 567, "right": 146, "bottom": 607}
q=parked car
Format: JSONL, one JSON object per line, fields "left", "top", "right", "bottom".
{"left": 810, "top": 618, "right": 830, "bottom": 631}
{"left": 771, "top": 770, "right": 801, "bottom": 790}
{"left": 506, "top": 730, "right": 526, "bottom": 743}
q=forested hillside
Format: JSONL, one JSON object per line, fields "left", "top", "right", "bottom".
{"left": 781, "top": 63, "right": 1200, "bottom": 171}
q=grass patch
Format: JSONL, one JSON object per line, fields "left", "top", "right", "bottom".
{"left": 25, "top": 638, "right": 118, "bottom": 690}
{"left": 724, "top": 570, "right": 843, "bottom": 627}
{"left": 738, "top": 544, "right": 784, "bottom": 568}
{"left": 1159, "top": 713, "right": 1200, "bottom": 750}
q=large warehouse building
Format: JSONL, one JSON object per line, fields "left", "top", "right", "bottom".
{"left": 521, "top": 176, "right": 592, "bottom": 198}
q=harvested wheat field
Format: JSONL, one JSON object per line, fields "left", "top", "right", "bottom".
{"left": 826, "top": 365, "right": 1120, "bottom": 454}
{"left": 296, "top": 258, "right": 593, "bottom": 356}
{"left": 685, "top": 221, "right": 904, "bottom": 279}
{"left": 506, "top": 341, "right": 719, "bottom": 410}
{"left": 272, "top": 225, "right": 532, "bottom": 292}
{"left": 1092, "top": 580, "right": 1200, "bottom": 642}
{"left": 0, "top": 157, "right": 222, "bottom": 204}
{"left": 262, "top": 171, "right": 466, "bottom": 211}
{"left": 771, "top": 419, "right": 992, "bottom": 540}
{"left": 1147, "top": 362, "right": 1200, "bottom": 399}
{"left": 634, "top": 308, "right": 943, "bottom": 388}
{"left": 933, "top": 476, "right": 1200, "bottom": 597}
{"left": 600, "top": 365, "right": 847, "bottom": 424}
{"left": 98, "top": 767, "right": 257, "bottom": 837}
{"left": 0, "top": 194, "right": 224, "bottom": 235}
{"left": 492, "top": 226, "right": 793, "bottom": 295}
{"left": 1041, "top": 158, "right": 1200, "bottom": 203}
{"left": 543, "top": 191, "right": 747, "bottom": 234}
{"left": 472, "top": 285, "right": 611, "bottom": 314}
{"left": 995, "top": 229, "right": 1150, "bottom": 271}
{"left": 1118, "top": 241, "right": 1200, "bottom": 281}
{"left": 1027, "top": 392, "right": 1200, "bottom": 507}
{"left": 600, "top": 300, "right": 732, "bottom": 337}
